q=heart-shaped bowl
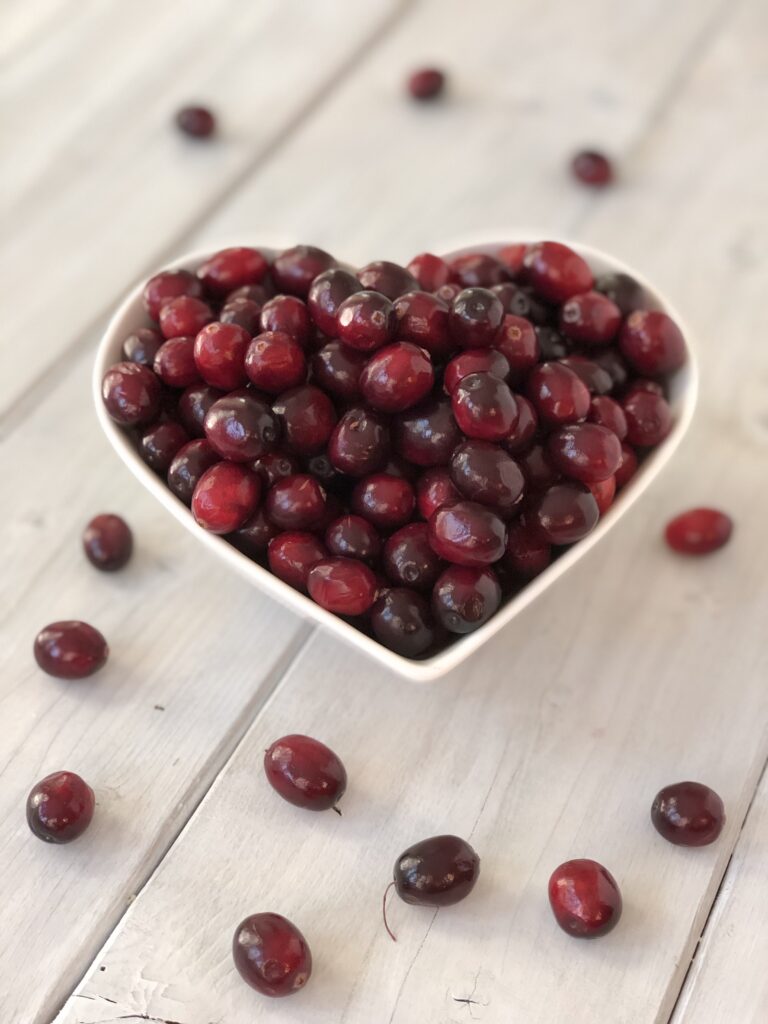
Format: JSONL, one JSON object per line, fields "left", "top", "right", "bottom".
{"left": 94, "top": 239, "right": 697, "bottom": 683}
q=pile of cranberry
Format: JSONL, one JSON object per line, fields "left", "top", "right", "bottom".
{"left": 101, "top": 241, "right": 687, "bottom": 659}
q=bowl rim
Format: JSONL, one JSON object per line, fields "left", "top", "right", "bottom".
{"left": 94, "top": 237, "right": 698, "bottom": 683}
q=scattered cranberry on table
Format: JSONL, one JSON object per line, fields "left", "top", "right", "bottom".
{"left": 83, "top": 514, "right": 133, "bottom": 571}
{"left": 175, "top": 105, "right": 216, "bottom": 138}
{"left": 407, "top": 67, "right": 446, "bottom": 101}
{"left": 264, "top": 734, "right": 347, "bottom": 812}
{"left": 26, "top": 771, "right": 95, "bottom": 843}
{"left": 570, "top": 150, "right": 614, "bottom": 187}
{"left": 548, "top": 859, "right": 622, "bottom": 938}
{"left": 34, "top": 621, "right": 109, "bottom": 679}
{"left": 664, "top": 508, "right": 733, "bottom": 555}
{"left": 392, "top": 834, "right": 479, "bottom": 919}
{"left": 233, "top": 912, "right": 312, "bottom": 998}
{"left": 651, "top": 781, "right": 726, "bottom": 846}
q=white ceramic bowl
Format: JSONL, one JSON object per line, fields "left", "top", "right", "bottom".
{"left": 94, "top": 239, "right": 697, "bottom": 683}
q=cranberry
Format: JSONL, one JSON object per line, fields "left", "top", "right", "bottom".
{"left": 571, "top": 150, "right": 613, "bottom": 187}
{"left": 312, "top": 341, "right": 368, "bottom": 400}
{"left": 198, "top": 247, "right": 269, "bottom": 297}
{"left": 178, "top": 383, "right": 223, "bottom": 436}
{"left": 493, "top": 315, "right": 539, "bottom": 378}
{"left": 435, "top": 282, "right": 462, "bottom": 305}
{"left": 395, "top": 835, "right": 479, "bottom": 908}
{"left": 158, "top": 296, "right": 213, "bottom": 340}
{"left": 143, "top": 270, "right": 203, "bottom": 320}
{"left": 407, "top": 67, "right": 445, "bottom": 101}
{"left": 497, "top": 243, "right": 526, "bottom": 276}
{"left": 593, "top": 348, "right": 630, "bottom": 392}
{"left": 228, "top": 282, "right": 275, "bottom": 305}
{"left": 492, "top": 282, "right": 550, "bottom": 324}
{"left": 371, "top": 588, "right": 435, "bottom": 657}
{"left": 548, "top": 859, "right": 622, "bottom": 938}
{"left": 83, "top": 514, "right": 133, "bottom": 571}
{"left": 588, "top": 395, "right": 627, "bottom": 439}
{"left": 383, "top": 523, "right": 442, "bottom": 590}
{"left": 536, "top": 325, "right": 570, "bottom": 360}
{"left": 449, "top": 252, "right": 509, "bottom": 288}
{"left": 268, "top": 532, "right": 327, "bottom": 591}
{"left": 204, "top": 392, "right": 279, "bottom": 461}
{"left": 407, "top": 252, "right": 450, "bottom": 291}
{"left": 664, "top": 508, "right": 733, "bottom": 555}
{"left": 623, "top": 390, "right": 672, "bottom": 447}
{"left": 272, "top": 385, "right": 336, "bottom": 455}
{"left": 193, "top": 322, "right": 250, "bottom": 389}
{"left": 651, "top": 781, "right": 725, "bottom": 846}
{"left": 139, "top": 420, "right": 189, "bottom": 473}
{"left": 449, "top": 287, "right": 504, "bottom": 348}
{"left": 326, "top": 514, "right": 381, "bottom": 564}
{"left": 272, "top": 245, "right": 336, "bottom": 297}
{"left": 394, "top": 397, "right": 462, "bottom": 467}
{"left": 526, "top": 362, "right": 590, "bottom": 425}
{"left": 328, "top": 407, "right": 389, "bottom": 476}
{"left": 102, "top": 362, "right": 161, "bottom": 426}
{"left": 524, "top": 241, "right": 594, "bottom": 302}
{"left": 530, "top": 482, "right": 599, "bottom": 544}
{"left": 192, "top": 463, "right": 261, "bottom": 533}
{"left": 360, "top": 342, "right": 434, "bottom": 413}
{"left": 336, "top": 290, "right": 396, "bottom": 351}
{"left": 26, "top": 771, "right": 95, "bottom": 843}
{"left": 351, "top": 474, "right": 415, "bottom": 531}
{"left": 307, "top": 557, "right": 378, "bottom": 615}
{"left": 518, "top": 443, "right": 560, "bottom": 490}
{"left": 392, "top": 291, "right": 452, "bottom": 359}
{"left": 122, "top": 327, "right": 164, "bottom": 366}
{"left": 560, "top": 291, "right": 621, "bottom": 345}
{"left": 153, "top": 336, "right": 199, "bottom": 388}
{"left": 167, "top": 439, "right": 220, "bottom": 505}
{"left": 34, "top": 621, "right": 108, "bottom": 679}
{"left": 307, "top": 268, "right": 361, "bottom": 335}
{"left": 243, "top": 331, "right": 306, "bottom": 393}
{"left": 429, "top": 501, "right": 506, "bottom": 566}
{"left": 505, "top": 520, "right": 552, "bottom": 578}
{"left": 220, "top": 297, "right": 263, "bottom": 335}
{"left": 175, "top": 105, "right": 215, "bottom": 138}
{"left": 502, "top": 395, "right": 538, "bottom": 455}
{"left": 558, "top": 356, "right": 613, "bottom": 396}
{"left": 264, "top": 733, "right": 346, "bottom": 812}
{"left": 588, "top": 475, "right": 616, "bottom": 516}
{"left": 452, "top": 372, "right": 518, "bottom": 442}
{"left": 258, "top": 295, "right": 311, "bottom": 347}
{"left": 251, "top": 451, "right": 302, "bottom": 489}
{"left": 450, "top": 440, "right": 524, "bottom": 517}
{"left": 546, "top": 424, "right": 622, "bottom": 483}
{"left": 444, "top": 349, "right": 510, "bottom": 394}
{"left": 626, "top": 378, "right": 665, "bottom": 398}
{"left": 357, "top": 260, "right": 418, "bottom": 300}
{"left": 231, "top": 508, "right": 279, "bottom": 557}
{"left": 233, "top": 913, "right": 311, "bottom": 997}
{"left": 383, "top": 455, "right": 420, "bottom": 482}
{"left": 416, "top": 468, "right": 461, "bottom": 519}
{"left": 266, "top": 474, "right": 326, "bottom": 530}
{"left": 595, "top": 272, "right": 646, "bottom": 315}
{"left": 619, "top": 310, "right": 686, "bottom": 375}
{"left": 614, "top": 443, "right": 638, "bottom": 488}
{"left": 432, "top": 564, "right": 501, "bottom": 633}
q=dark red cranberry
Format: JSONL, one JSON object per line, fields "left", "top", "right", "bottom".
{"left": 175, "top": 105, "right": 215, "bottom": 138}
{"left": 266, "top": 474, "right": 326, "bottom": 530}
{"left": 435, "top": 281, "right": 463, "bottom": 305}
{"left": 505, "top": 520, "right": 552, "bottom": 578}
{"left": 449, "top": 287, "right": 504, "bottom": 348}
{"left": 593, "top": 348, "right": 630, "bottom": 392}
{"left": 177, "top": 383, "right": 223, "bottom": 436}
{"left": 546, "top": 424, "right": 621, "bottom": 483}
{"left": 416, "top": 468, "right": 461, "bottom": 519}
{"left": 143, "top": 270, "right": 203, "bottom": 320}
{"left": 449, "top": 252, "right": 509, "bottom": 288}
{"left": 502, "top": 396, "right": 538, "bottom": 455}
{"left": 558, "top": 356, "right": 613, "bottom": 396}
{"left": 193, "top": 322, "right": 250, "bottom": 390}
{"left": 497, "top": 243, "right": 526, "bottom": 276}
{"left": 227, "top": 281, "right": 275, "bottom": 304}
{"left": 360, "top": 342, "right": 434, "bottom": 413}
{"left": 272, "top": 245, "right": 336, "bottom": 298}
{"left": 220, "top": 297, "right": 263, "bottom": 335}
{"left": 307, "top": 557, "right": 377, "bottom": 615}
{"left": 268, "top": 532, "right": 327, "bottom": 591}
{"left": 258, "top": 296, "right": 311, "bottom": 348}
{"left": 588, "top": 395, "right": 627, "bottom": 439}
{"left": 192, "top": 463, "right": 261, "bottom": 533}
{"left": 450, "top": 440, "right": 524, "bottom": 517}
{"left": 664, "top": 508, "right": 733, "bottom": 555}
{"left": 371, "top": 588, "right": 435, "bottom": 657}
{"left": 26, "top": 771, "right": 95, "bottom": 843}
{"left": 312, "top": 341, "right": 368, "bottom": 401}
{"left": 357, "top": 260, "right": 418, "bottom": 300}
{"left": 623, "top": 390, "right": 672, "bottom": 447}
{"left": 560, "top": 291, "right": 621, "bottom": 345}
{"left": 351, "top": 474, "right": 415, "bottom": 531}
{"left": 588, "top": 475, "right": 616, "bottom": 516}
{"left": 204, "top": 392, "right": 279, "bottom": 461}
{"left": 230, "top": 508, "right": 279, "bottom": 557}
{"left": 492, "top": 282, "right": 550, "bottom": 324}
{"left": 328, "top": 407, "right": 389, "bottom": 476}
{"left": 198, "top": 247, "right": 269, "bottom": 297}
{"left": 383, "top": 455, "right": 421, "bottom": 483}
{"left": 264, "top": 734, "right": 346, "bottom": 811}
{"left": 233, "top": 913, "right": 311, "bottom": 997}
{"left": 651, "top": 781, "right": 725, "bottom": 846}
{"left": 548, "top": 859, "right": 622, "bottom": 938}
{"left": 523, "top": 241, "right": 594, "bottom": 303}
{"left": 167, "top": 439, "right": 220, "bottom": 505}
{"left": 429, "top": 501, "right": 506, "bottom": 566}
{"left": 595, "top": 272, "right": 647, "bottom": 315}
{"left": 325, "top": 515, "right": 381, "bottom": 564}
{"left": 244, "top": 331, "right": 306, "bottom": 393}
{"left": 530, "top": 482, "right": 599, "bottom": 544}
{"left": 518, "top": 443, "right": 560, "bottom": 490}
{"left": 272, "top": 385, "right": 336, "bottom": 455}
{"left": 392, "top": 291, "right": 452, "bottom": 359}
{"left": 158, "top": 296, "right": 213, "bottom": 340}
{"left": 407, "top": 67, "right": 445, "bottom": 101}
{"left": 83, "top": 514, "right": 133, "bottom": 570}
{"left": 301, "top": 454, "right": 342, "bottom": 493}
{"left": 394, "top": 397, "right": 462, "bottom": 467}
{"left": 306, "top": 268, "right": 361, "bottom": 336}
{"left": 251, "top": 451, "right": 302, "bottom": 489}
{"left": 570, "top": 150, "right": 613, "bottom": 187}
{"left": 527, "top": 362, "right": 590, "bottom": 425}
{"left": 432, "top": 566, "right": 501, "bottom": 632}
{"left": 102, "top": 361, "right": 161, "bottom": 426}
{"left": 34, "top": 621, "right": 108, "bottom": 679}
{"left": 536, "top": 325, "right": 570, "bottom": 360}
{"left": 626, "top": 378, "right": 665, "bottom": 398}
{"left": 395, "top": 835, "right": 479, "bottom": 908}
{"left": 122, "top": 327, "right": 164, "bottom": 366}
{"left": 452, "top": 372, "right": 518, "bottom": 442}
{"left": 493, "top": 315, "right": 539, "bottom": 378}
{"left": 336, "top": 291, "right": 396, "bottom": 351}
{"left": 153, "top": 336, "right": 199, "bottom": 388}
{"left": 620, "top": 310, "right": 686, "bottom": 375}
{"left": 444, "top": 349, "right": 510, "bottom": 394}
{"left": 139, "top": 420, "right": 189, "bottom": 473}
{"left": 383, "top": 522, "right": 442, "bottom": 590}
{"left": 614, "top": 443, "right": 638, "bottom": 488}
{"left": 407, "top": 252, "right": 450, "bottom": 291}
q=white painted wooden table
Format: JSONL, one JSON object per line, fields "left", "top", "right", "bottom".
{"left": 2, "top": 2, "right": 767, "bottom": 1022}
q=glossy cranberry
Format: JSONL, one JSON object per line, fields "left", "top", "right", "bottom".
{"left": 357, "top": 260, "right": 418, "bottom": 300}
{"left": 306, "top": 268, "right": 361, "bottom": 335}
{"left": 251, "top": 451, "right": 302, "bottom": 489}
{"left": 264, "top": 733, "right": 346, "bottom": 813}
{"left": 497, "top": 243, "right": 526, "bottom": 276}
{"left": 192, "top": 463, "right": 261, "bottom": 533}
{"left": 435, "top": 281, "right": 463, "bottom": 305}
{"left": 523, "top": 241, "right": 594, "bottom": 303}
{"left": 204, "top": 392, "right": 279, "bottom": 461}
{"left": 233, "top": 913, "right": 311, "bottom": 997}
{"left": 122, "top": 327, "right": 164, "bottom": 366}
{"left": 336, "top": 290, "right": 396, "bottom": 351}
{"left": 504, "top": 520, "right": 552, "bottom": 578}
{"left": 450, "top": 440, "right": 524, "bottom": 517}
{"left": 588, "top": 475, "right": 616, "bottom": 516}
{"left": 197, "top": 247, "right": 268, "bottom": 297}
{"left": 392, "top": 291, "right": 452, "bottom": 359}
{"left": 651, "top": 781, "right": 725, "bottom": 846}
{"left": 595, "top": 272, "right": 647, "bottom": 315}
{"left": 444, "top": 349, "right": 510, "bottom": 394}
{"left": 260, "top": 296, "right": 311, "bottom": 349}
{"left": 266, "top": 474, "right": 326, "bottom": 531}
{"left": 311, "top": 341, "right": 368, "bottom": 401}
{"left": 530, "top": 482, "right": 599, "bottom": 544}
{"left": 558, "top": 356, "right": 613, "bottom": 397}
{"left": 243, "top": 331, "right": 306, "bottom": 394}
{"left": 139, "top": 420, "right": 189, "bottom": 473}
{"left": 228, "top": 281, "right": 275, "bottom": 303}
{"left": 407, "top": 252, "right": 450, "bottom": 291}
{"left": 175, "top": 104, "right": 215, "bottom": 138}
{"left": 83, "top": 514, "right": 133, "bottom": 571}
{"left": 526, "top": 362, "right": 590, "bottom": 426}
{"left": 143, "top": 269, "right": 203, "bottom": 320}
{"left": 571, "top": 149, "right": 613, "bottom": 186}
{"left": 394, "top": 397, "right": 462, "bottom": 467}
{"left": 546, "top": 424, "right": 622, "bottom": 484}
{"left": 272, "top": 245, "right": 336, "bottom": 297}
{"left": 325, "top": 515, "right": 381, "bottom": 565}
{"left": 307, "top": 557, "right": 377, "bottom": 615}
{"left": 220, "top": 297, "right": 263, "bottom": 335}
{"left": 26, "top": 771, "right": 95, "bottom": 844}
{"left": 588, "top": 395, "right": 627, "bottom": 440}
{"left": 491, "top": 282, "right": 550, "bottom": 324}
{"left": 395, "top": 834, "right": 479, "bottom": 909}
{"left": 548, "top": 859, "right": 622, "bottom": 938}
{"left": 432, "top": 565, "right": 501, "bottom": 632}
{"left": 560, "top": 291, "right": 621, "bottom": 346}
{"left": 518, "top": 443, "right": 560, "bottom": 490}
{"left": 371, "top": 588, "right": 435, "bottom": 657}
{"left": 153, "top": 336, "right": 200, "bottom": 388}
{"left": 359, "top": 342, "right": 434, "bottom": 413}
{"left": 493, "top": 315, "right": 539, "bottom": 378}
{"left": 623, "top": 390, "right": 672, "bottom": 447}
{"left": 167, "top": 439, "right": 220, "bottom": 504}
{"left": 34, "top": 621, "right": 108, "bottom": 679}
{"left": 327, "top": 407, "right": 389, "bottom": 477}
{"left": 429, "top": 501, "right": 506, "bottom": 566}
{"left": 416, "top": 468, "right": 461, "bottom": 519}
{"left": 449, "top": 252, "right": 509, "bottom": 288}
{"left": 664, "top": 508, "right": 733, "bottom": 555}
{"left": 267, "top": 532, "right": 327, "bottom": 591}
{"left": 452, "top": 373, "right": 518, "bottom": 442}
{"left": 626, "top": 378, "right": 665, "bottom": 398}
{"left": 383, "top": 523, "right": 442, "bottom": 590}
{"left": 535, "top": 325, "right": 570, "bottom": 360}
{"left": 158, "top": 296, "right": 213, "bottom": 340}
{"left": 102, "top": 362, "right": 161, "bottom": 426}
{"left": 614, "top": 443, "right": 638, "bottom": 489}
{"left": 231, "top": 507, "right": 279, "bottom": 557}
{"left": 177, "top": 383, "right": 223, "bottom": 436}
{"left": 449, "top": 287, "right": 504, "bottom": 348}
{"left": 351, "top": 474, "right": 414, "bottom": 531}
{"left": 193, "top": 322, "right": 249, "bottom": 389}
{"left": 619, "top": 310, "right": 686, "bottom": 375}
{"left": 502, "top": 396, "right": 538, "bottom": 455}
{"left": 407, "top": 67, "right": 445, "bottom": 100}
{"left": 271, "top": 385, "right": 336, "bottom": 455}
{"left": 593, "top": 348, "right": 630, "bottom": 392}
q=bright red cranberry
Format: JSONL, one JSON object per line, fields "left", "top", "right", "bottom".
{"left": 264, "top": 733, "right": 346, "bottom": 811}
{"left": 83, "top": 514, "right": 133, "bottom": 571}
{"left": 394, "top": 397, "right": 462, "bottom": 467}
{"left": 416, "top": 468, "right": 461, "bottom": 519}
{"left": 593, "top": 348, "right": 630, "bottom": 392}
{"left": 360, "top": 342, "right": 434, "bottom": 413}
{"left": 614, "top": 443, "right": 638, "bottom": 488}
{"left": 449, "top": 287, "right": 504, "bottom": 348}
{"left": 233, "top": 913, "right": 311, "bottom": 997}
{"left": 244, "top": 332, "right": 306, "bottom": 393}
{"left": 588, "top": 396, "right": 627, "bottom": 440}
{"left": 231, "top": 508, "right": 279, "bottom": 557}
{"left": 177, "top": 383, "right": 223, "bottom": 436}
{"left": 429, "top": 501, "right": 506, "bottom": 566}
{"left": 651, "top": 781, "right": 725, "bottom": 846}
{"left": 175, "top": 105, "right": 215, "bottom": 138}
{"left": 259, "top": 295, "right": 311, "bottom": 347}
{"left": 493, "top": 315, "right": 539, "bottom": 379}
{"left": 623, "top": 390, "right": 672, "bottom": 447}
{"left": 326, "top": 515, "right": 381, "bottom": 564}
{"left": 589, "top": 475, "right": 616, "bottom": 515}
{"left": 560, "top": 291, "right": 621, "bottom": 345}
{"left": 392, "top": 291, "right": 452, "bottom": 359}
{"left": 272, "top": 245, "right": 336, "bottom": 297}
{"left": 518, "top": 443, "right": 560, "bottom": 491}
{"left": 664, "top": 508, "right": 733, "bottom": 555}
{"left": 328, "top": 407, "right": 389, "bottom": 477}
{"left": 204, "top": 392, "right": 279, "bottom": 461}
{"left": 444, "top": 349, "right": 510, "bottom": 394}
{"left": 383, "top": 522, "right": 442, "bottom": 590}
{"left": 139, "top": 420, "right": 189, "bottom": 473}
{"left": 26, "top": 771, "right": 95, "bottom": 843}
{"left": 153, "top": 336, "right": 199, "bottom": 388}
{"left": 595, "top": 272, "right": 647, "bottom": 315}
{"left": 497, "top": 243, "right": 526, "bottom": 276}
{"left": 452, "top": 372, "right": 518, "bottom": 442}
{"left": 351, "top": 474, "right": 415, "bottom": 531}
{"left": 449, "top": 253, "right": 509, "bottom": 288}
{"left": 167, "top": 439, "right": 220, "bottom": 505}
{"left": 272, "top": 385, "right": 337, "bottom": 455}
{"left": 395, "top": 835, "right": 479, "bottom": 908}
{"left": 619, "top": 310, "right": 686, "bottom": 375}
{"left": 158, "top": 296, "right": 213, "bottom": 340}
{"left": 432, "top": 565, "right": 501, "bottom": 632}
{"left": 502, "top": 395, "right": 538, "bottom": 455}
{"left": 548, "top": 859, "right": 622, "bottom": 938}
{"left": 505, "top": 520, "right": 552, "bottom": 578}
{"left": 524, "top": 242, "right": 594, "bottom": 303}
{"left": 558, "top": 356, "right": 613, "bottom": 397}
{"left": 122, "top": 327, "right": 164, "bottom": 366}
{"left": 251, "top": 451, "right": 302, "bottom": 489}
{"left": 220, "top": 297, "right": 263, "bottom": 335}
{"left": 312, "top": 341, "right": 368, "bottom": 401}
{"left": 530, "top": 482, "right": 599, "bottom": 544}
{"left": 102, "top": 362, "right": 161, "bottom": 426}
{"left": 266, "top": 474, "right": 326, "bottom": 531}
{"left": 571, "top": 150, "right": 613, "bottom": 187}
{"left": 492, "top": 282, "right": 550, "bottom": 323}
{"left": 307, "top": 557, "right": 377, "bottom": 615}
{"left": 143, "top": 270, "right": 203, "bottom": 320}
{"left": 192, "top": 463, "right": 261, "bottom": 533}
{"left": 407, "top": 252, "right": 450, "bottom": 291}
{"left": 306, "top": 268, "right": 361, "bottom": 335}
{"left": 527, "top": 362, "right": 590, "bottom": 426}
{"left": 450, "top": 440, "right": 524, "bottom": 517}
{"left": 357, "top": 260, "right": 418, "bottom": 300}
{"left": 198, "top": 247, "right": 269, "bottom": 297}
{"left": 34, "top": 621, "right": 108, "bottom": 679}
{"left": 371, "top": 588, "right": 435, "bottom": 657}
{"left": 407, "top": 67, "right": 445, "bottom": 101}
{"left": 193, "top": 322, "right": 250, "bottom": 389}
{"left": 546, "top": 424, "right": 622, "bottom": 483}
{"left": 336, "top": 290, "right": 396, "bottom": 351}
{"left": 268, "top": 532, "right": 327, "bottom": 591}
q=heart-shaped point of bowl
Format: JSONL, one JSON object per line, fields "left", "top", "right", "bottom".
{"left": 94, "top": 240, "right": 697, "bottom": 682}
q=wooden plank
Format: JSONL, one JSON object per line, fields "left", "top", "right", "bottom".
{"left": 0, "top": 0, "right": 75, "bottom": 62}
